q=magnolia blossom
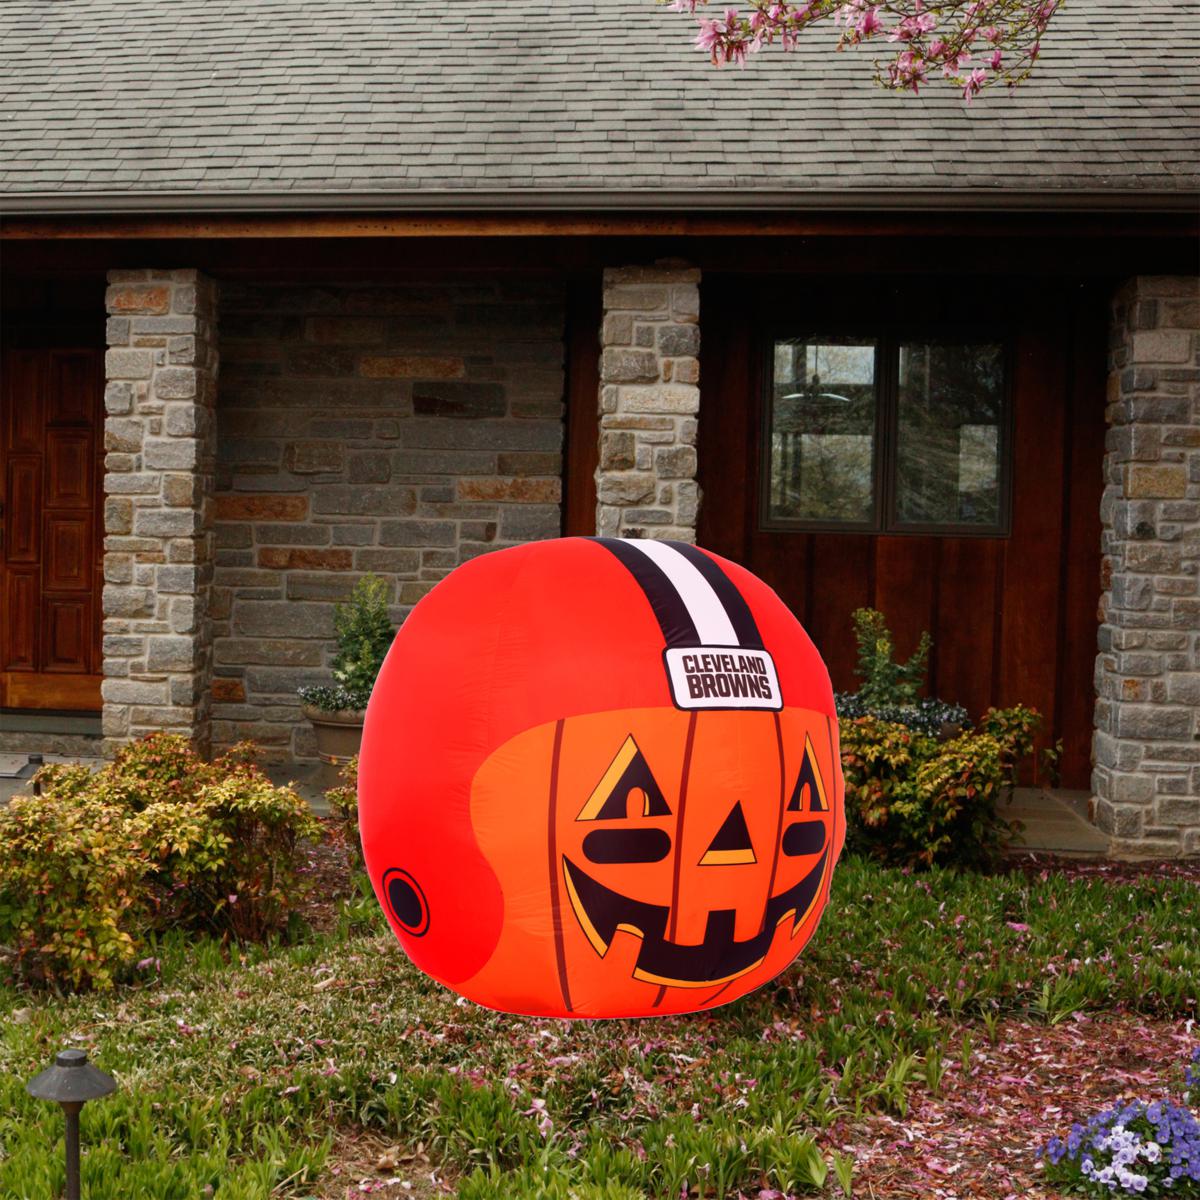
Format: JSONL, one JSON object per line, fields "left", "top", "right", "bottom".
{"left": 667, "top": 0, "right": 1062, "bottom": 99}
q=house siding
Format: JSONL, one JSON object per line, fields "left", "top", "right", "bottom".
{"left": 210, "top": 277, "right": 565, "bottom": 759}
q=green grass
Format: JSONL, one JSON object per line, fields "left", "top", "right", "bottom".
{"left": 1, "top": 857, "right": 1196, "bottom": 1199}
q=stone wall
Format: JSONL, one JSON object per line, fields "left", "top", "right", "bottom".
{"left": 1095, "top": 275, "right": 1200, "bottom": 857}
{"left": 103, "top": 269, "right": 218, "bottom": 754}
{"left": 212, "top": 278, "right": 565, "bottom": 758}
{"left": 596, "top": 264, "right": 701, "bottom": 541}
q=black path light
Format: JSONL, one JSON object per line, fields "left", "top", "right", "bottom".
{"left": 26, "top": 1049, "right": 116, "bottom": 1200}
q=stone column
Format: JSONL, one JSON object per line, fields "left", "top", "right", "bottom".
{"left": 596, "top": 263, "right": 701, "bottom": 541}
{"left": 102, "top": 270, "right": 218, "bottom": 755}
{"left": 1095, "top": 276, "right": 1200, "bottom": 857}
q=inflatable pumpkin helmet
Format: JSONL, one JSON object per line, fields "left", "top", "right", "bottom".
{"left": 359, "top": 537, "right": 844, "bottom": 1018}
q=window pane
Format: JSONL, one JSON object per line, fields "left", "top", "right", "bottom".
{"left": 767, "top": 337, "right": 877, "bottom": 524}
{"left": 895, "top": 341, "right": 1005, "bottom": 527}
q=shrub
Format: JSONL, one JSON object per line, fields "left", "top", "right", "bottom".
{"left": 146, "top": 765, "right": 324, "bottom": 942}
{"left": 324, "top": 755, "right": 363, "bottom": 875}
{"left": 851, "top": 606, "right": 931, "bottom": 708}
{"left": 836, "top": 608, "right": 968, "bottom": 735}
{"left": 841, "top": 705, "right": 1040, "bottom": 870}
{"left": 0, "top": 735, "right": 323, "bottom": 991}
{"left": 299, "top": 574, "right": 394, "bottom": 712}
{"left": 0, "top": 793, "right": 147, "bottom": 990}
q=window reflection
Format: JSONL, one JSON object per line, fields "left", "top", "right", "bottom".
{"left": 765, "top": 336, "right": 1007, "bottom": 534}
{"left": 768, "top": 338, "right": 877, "bottom": 525}
{"left": 895, "top": 342, "right": 1004, "bottom": 527}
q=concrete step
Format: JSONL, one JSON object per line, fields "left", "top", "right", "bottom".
{"left": 1002, "top": 787, "right": 1110, "bottom": 857}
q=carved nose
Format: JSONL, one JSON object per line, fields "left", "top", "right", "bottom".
{"left": 699, "top": 801, "right": 756, "bottom": 866}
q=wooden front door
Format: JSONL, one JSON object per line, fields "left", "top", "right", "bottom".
{"left": 0, "top": 346, "right": 104, "bottom": 711}
{"left": 698, "top": 277, "right": 1106, "bottom": 789}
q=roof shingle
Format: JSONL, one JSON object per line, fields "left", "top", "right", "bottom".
{"left": 0, "top": 0, "right": 1197, "bottom": 204}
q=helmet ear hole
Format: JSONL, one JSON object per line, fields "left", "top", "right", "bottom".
{"left": 383, "top": 868, "right": 430, "bottom": 937}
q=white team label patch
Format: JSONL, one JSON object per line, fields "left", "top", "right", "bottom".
{"left": 664, "top": 646, "right": 783, "bottom": 711}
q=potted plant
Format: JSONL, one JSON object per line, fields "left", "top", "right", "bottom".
{"left": 835, "top": 608, "right": 968, "bottom": 739}
{"left": 298, "top": 574, "right": 394, "bottom": 764}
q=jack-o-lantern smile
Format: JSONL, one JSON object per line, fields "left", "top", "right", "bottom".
{"left": 560, "top": 728, "right": 831, "bottom": 988}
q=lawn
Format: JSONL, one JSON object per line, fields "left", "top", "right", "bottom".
{"left": 1, "top": 839, "right": 1197, "bottom": 1200}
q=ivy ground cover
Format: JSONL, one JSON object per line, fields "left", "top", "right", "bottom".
{"left": 0, "top": 845, "right": 1196, "bottom": 1199}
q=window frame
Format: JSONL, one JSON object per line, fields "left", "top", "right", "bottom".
{"left": 758, "top": 326, "right": 1015, "bottom": 539}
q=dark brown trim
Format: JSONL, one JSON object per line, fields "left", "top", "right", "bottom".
{"left": 3, "top": 186, "right": 1197, "bottom": 218}
{"left": 652, "top": 709, "right": 699, "bottom": 1010}
{"left": 3, "top": 206, "right": 1197, "bottom": 241}
{"left": 547, "top": 718, "right": 573, "bottom": 1015}
{"left": 763, "top": 711, "right": 788, "bottom": 931}
{"left": 562, "top": 277, "right": 602, "bottom": 538}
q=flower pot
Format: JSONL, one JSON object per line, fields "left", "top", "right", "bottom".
{"left": 301, "top": 704, "right": 367, "bottom": 765}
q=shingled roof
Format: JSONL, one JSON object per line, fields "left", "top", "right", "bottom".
{"left": 1, "top": 0, "right": 1197, "bottom": 211}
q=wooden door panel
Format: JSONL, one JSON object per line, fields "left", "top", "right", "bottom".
{"left": 44, "top": 514, "right": 91, "bottom": 591}
{"left": 3, "top": 569, "right": 38, "bottom": 670}
{"left": 47, "top": 351, "right": 95, "bottom": 425}
{"left": 996, "top": 327, "right": 1069, "bottom": 743}
{"left": 5, "top": 350, "right": 43, "bottom": 450}
{"left": 1, "top": 671, "right": 102, "bottom": 710}
{"left": 872, "top": 536, "right": 937, "bottom": 669}
{"left": 1056, "top": 302, "right": 1107, "bottom": 787}
{"left": 931, "top": 538, "right": 1002, "bottom": 720}
{"left": 806, "top": 534, "right": 875, "bottom": 693}
{"left": 5, "top": 456, "right": 41, "bottom": 563}
{"left": 0, "top": 343, "right": 102, "bottom": 711}
{"left": 45, "top": 430, "right": 92, "bottom": 507}
{"left": 43, "top": 596, "right": 91, "bottom": 673}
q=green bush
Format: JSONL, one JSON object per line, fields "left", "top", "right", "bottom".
{"left": 841, "top": 705, "right": 1040, "bottom": 870}
{"left": 851, "top": 606, "right": 931, "bottom": 708}
{"left": 324, "top": 755, "right": 363, "bottom": 875}
{"left": 299, "top": 574, "right": 394, "bottom": 712}
{"left": 835, "top": 608, "right": 968, "bottom": 736}
{"left": 0, "top": 793, "right": 146, "bottom": 990}
{"left": 0, "top": 734, "right": 323, "bottom": 991}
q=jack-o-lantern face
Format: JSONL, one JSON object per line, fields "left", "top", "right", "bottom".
{"left": 465, "top": 706, "right": 837, "bottom": 1016}
{"left": 359, "top": 536, "right": 845, "bottom": 1019}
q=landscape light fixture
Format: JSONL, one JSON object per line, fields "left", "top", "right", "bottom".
{"left": 26, "top": 1049, "right": 117, "bottom": 1200}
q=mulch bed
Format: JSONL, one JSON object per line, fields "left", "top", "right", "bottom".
{"left": 1006, "top": 852, "right": 1200, "bottom": 886}
{"left": 830, "top": 1014, "right": 1197, "bottom": 1199}
{"left": 315, "top": 1130, "right": 452, "bottom": 1198}
{"left": 294, "top": 821, "right": 356, "bottom": 933}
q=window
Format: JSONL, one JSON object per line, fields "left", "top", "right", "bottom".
{"left": 763, "top": 334, "right": 1010, "bottom": 535}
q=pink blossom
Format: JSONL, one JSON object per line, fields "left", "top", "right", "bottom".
{"left": 857, "top": 5, "right": 883, "bottom": 36}
{"left": 962, "top": 65, "right": 988, "bottom": 102}
{"left": 671, "top": 0, "right": 1061, "bottom": 98}
{"left": 888, "top": 47, "right": 929, "bottom": 91}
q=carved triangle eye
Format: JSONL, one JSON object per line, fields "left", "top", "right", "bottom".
{"left": 788, "top": 734, "right": 828, "bottom": 813}
{"left": 699, "top": 801, "right": 756, "bottom": 866}
{"left": 577, "top": 734, "right": 672, "bottom": 822}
